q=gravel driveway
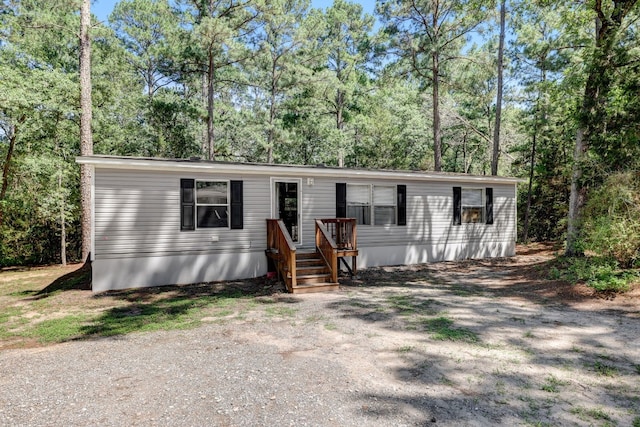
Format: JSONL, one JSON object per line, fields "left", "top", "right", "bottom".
{"left": 1, "top": 252, "right": 639, "bottom": 426}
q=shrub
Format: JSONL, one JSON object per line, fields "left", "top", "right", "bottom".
{"left": 552, "top": 256, "right": 636, "bottom": 293}
{"left": 582, "top": 172, "right": 640, "bottom": 268}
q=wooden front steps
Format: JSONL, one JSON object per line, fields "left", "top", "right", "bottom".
{"left": 289, "top": 250, "right": 339, "bottom": 294}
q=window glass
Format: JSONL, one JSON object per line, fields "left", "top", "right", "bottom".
{"left": 373, "top": 186, "right": 396, "bottom": 225}
{"left": 462, "top": 189, "right": 483, "bottom": 223}
{"left": 196, "top": 181, "right": 228, "bottom": 228}
{"left": 347, "top": 184, "right": 371, "bottom": 225}
{"left": 197, "top": 181, "right": 228, "bottom": 205}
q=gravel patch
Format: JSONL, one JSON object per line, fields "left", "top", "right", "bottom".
{"left": 1, "top": 253, "right": 639, "bottom": 426}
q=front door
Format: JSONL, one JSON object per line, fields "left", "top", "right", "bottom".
{"left": 275, "top": 181, "right": 300, "bottom": 243}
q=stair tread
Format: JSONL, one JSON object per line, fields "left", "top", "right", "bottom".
{"left": 296, "top": 273, "right": 330, "bottom": 278}
{"left": 294, "top": 282, "right": 339, "bottom": 287}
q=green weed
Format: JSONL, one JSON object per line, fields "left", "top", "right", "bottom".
{"left": 594, "top": 361, "right": 619, "bottom": 377}
{"left": 570, "top": 406, "right": 613, "bottom": 422}
{"left": 541, "top": 375, "right": 568, "bottom": 393}
{"left": 304, "top": 314, "right": 325, "bottom": 323}
{"left": 387, "top": 295, "right": 417, "bottom": 314}
{"left": 265, "top": 306, "right": 297, "bottom": 317}
{"left": 422, "top": 316, "right": 479, "bottom": 343}
{"left": 396, "top": 345, "right": 414, "bottom": 353}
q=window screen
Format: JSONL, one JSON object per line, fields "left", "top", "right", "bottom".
{"left": 347, "top": 184, "right": 371, "bottom": 225}
{"left": 373, "top": 186, "right": 396, "bottom": 225}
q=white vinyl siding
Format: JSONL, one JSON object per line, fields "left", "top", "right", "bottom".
{"left": 94, "top": 169, "right": 268, "bottom": 258}
{"left": 296, "top": 178, "right": 515, "bottom": 249}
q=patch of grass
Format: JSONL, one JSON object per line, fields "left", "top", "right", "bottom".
{"left": 438, "top": 375, "right": 454, "bottom": 386}
{"left": 451, "top": 288, "right": 474, "bottom": 296}
{"left": 594, "top": 361, "right": 619, "bottom": 377}
{"left": 387, "top": 295, "right": 417, "bottom": 314}
{"left": 634, "top": 364, "right": 640, "bottom": 375}
{"left": 541, "top": 375, "right": 568, "bottom": 393}
{"left": 632, "top": 417, "right": 640, "bottom": 427}
{"left": 0, "top": 306, "right": 23, "bottom": 324}
{"left": 324, "top": 323, "right": 337, "bottom": 331}
{"left": 304, "top": 314, "right": 325, "bottom": 323}
{"left": 7, "top": 289, "right": 39, "bottom": 297}
{"left": 81, "top": 299, "right": 205, "bottom": 337}
{"left": 422, "top": 316, "right": 479, "bottom": 343}
{"left": 27, "top": 315, "right": 90, "bottom": 342}
{"left": 523, "top": 330, "right": 535, "bottom": 338}
{"left": 265, "top": 306, "right": 297, "bottom": 317}
{"left": 0, "top": 306, "right": 24, "bottom": 339}
{"left": 396, "top": 345, "right": 414, "bottom": 353}
{"left": 570, "top": 406, "right": 613, "bottom": 423}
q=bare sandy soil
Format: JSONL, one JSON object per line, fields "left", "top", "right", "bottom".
{"left": 1, "top": 243, "right": 639, "bottom": 426}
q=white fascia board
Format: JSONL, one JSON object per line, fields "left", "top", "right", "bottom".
{"left": 76, "top": 156, "right": 525, "bottom": 185}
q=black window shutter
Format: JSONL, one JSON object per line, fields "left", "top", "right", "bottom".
{"left": 230, "top": 180, "right": 243, "bottom": 229}
{"left": 397, "top": 185, "right": 407, "bottom": 226}
{"left": 336, "top": 183, "right": 347, "bottom": 217}
{"left": 485, "top": 187, "right": 494, "bottom": 225}
{"left": 453, "top": 187, "right": 462, "bottom": 226}
{"left": 180, "top": 179, "right": 195, "bottom": 231}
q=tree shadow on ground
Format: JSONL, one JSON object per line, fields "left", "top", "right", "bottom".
{"left": 329, "top": 248, "right": 640, "bottom": 426}
{"left": 32, "top": 262, "right": 92, "bottom": 298}
{"left": 77, "top": 276, "right": 294, "bottom": 339}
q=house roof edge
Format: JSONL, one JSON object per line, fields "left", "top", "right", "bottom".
{"left": 76, "top": 155, "right": 526, "bottom": 184}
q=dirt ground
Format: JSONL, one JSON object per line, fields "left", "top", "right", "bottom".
{"left": 1, "top": 243, "right": 639, "bottom": 426}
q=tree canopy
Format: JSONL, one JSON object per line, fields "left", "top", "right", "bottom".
{"left": 1, "top": 0, "right": 639, "bottom": 266}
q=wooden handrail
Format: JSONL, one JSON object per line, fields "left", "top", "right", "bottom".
{"left": 266, "top": 219, "right": 297, "bottom": 290}
{"left": 315, "top": 220, "right": 338, "bottom": 284}
{"left": 318, "top": 218, "right": 357, "bottom": 251}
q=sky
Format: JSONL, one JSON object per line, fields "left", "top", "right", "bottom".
{"left": 92, "top": 0, "right": 377, "bottom": 23}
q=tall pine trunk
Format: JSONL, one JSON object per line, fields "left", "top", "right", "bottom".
{"left": 207, "top": 45, "right": 216, "bottom": 161}
{"left": 59, "top": 172, "right": 67, "bottom": 266}
{"left": 491, "top": 0, "right": 506, "bottom": 176}
{"left": 432, "top": 50, "right": 442, "bottom": 172}
{"left": 79, "top": 0, "right": 93, "bottom": 263}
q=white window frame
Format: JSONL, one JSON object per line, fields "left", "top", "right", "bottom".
{"left": 461, "top": 188, "right": 484, "bottom": 224}
{"left": 373, "top": 185, "right": 396, "bottom": 226}
{"left": 195, "top": 179, "right": 230, "bottom": 229}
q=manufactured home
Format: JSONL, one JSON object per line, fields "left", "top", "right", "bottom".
{"left": 77, "top": 155, "right": 520, "bottom": 293}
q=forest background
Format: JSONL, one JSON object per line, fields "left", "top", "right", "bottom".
{"left": 2, "top": 0, "right": 640, "bottom": 272}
